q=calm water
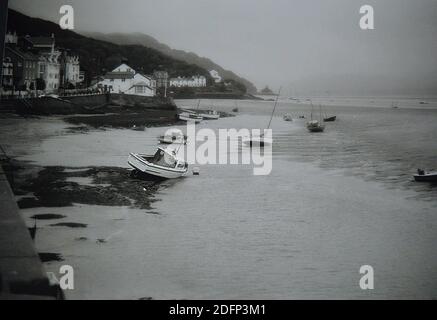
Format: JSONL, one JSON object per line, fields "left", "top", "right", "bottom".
{"left": 1, "top": 97, "right": 436, "bottom": 299}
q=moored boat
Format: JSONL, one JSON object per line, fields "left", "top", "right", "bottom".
{"left": 413, "top": 169, "right": 437, "bottom": 182}
{"left": 306, "top": 120, "right": 325, "bottom": 132}
{"left": 323, "top": 115, "right": 336, "bottom": 122}
{"left": 242, "top": 135, "right": 272, "bottom": 147}
{"left": 283, "top": 114, "right": 293, "bottom": 121}
{"left": 128, "top": 147, "right": 188, "bottom": 179}
{"left": 178, "top": 112, "right": 203, "bottom": 123}
{"left": 307, "top": 103, "right": 325, "bottom": 132}
{"left": 158, "top": 129, "right": 187, "bottom": 144}
{"left": 199, "top": 110, "right": 220, "bottom": 120}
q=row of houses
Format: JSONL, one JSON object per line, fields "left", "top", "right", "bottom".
{"left": 1, "top": 32, "right": 84, "bottom": 93}
{"left": 1, "top": 32, "right": 224, "bottom": 97}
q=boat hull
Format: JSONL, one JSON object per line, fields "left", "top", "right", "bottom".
{"left": 413, "top": 173, "right": 437, "bottom": 182}
{"left": 242, "top": 137, "right": 273, "bottom": 147}
{"left": 178, "top": 114, "right": 202, "bottom": 123}
{"left": 128, "top": 153, "right": 187, "bottom": 179}
{"left": 200, "top": 114, "right": 220, "bottom": 120}
{"left": 323, "top": 116, "right": 336, "bottom": 122}
{"left": 307, "top": 126, "right": 325, "bottom": 132}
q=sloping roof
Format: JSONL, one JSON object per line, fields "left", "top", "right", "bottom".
{"left": 136, "top": 73, "right": 153, "bottom": 81}
{"left": 104, "top": 72, "right": 134, "bottom": 80}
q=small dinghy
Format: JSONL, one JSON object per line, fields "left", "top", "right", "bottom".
{"left": 283, "top": 114, "right": 293, "bottom": 121}
{"left": 158, "top": 129, "right": 187, "bottom": 144}
{"left": 199, "top": 110, "right": 220, "bottom": 120}
{"left": 128, "top": 147, "right": 188, "bottom": 179}
{"left": 413, "top": 169, "right": 437, "bottom": 182}
{"left": 178, "top": 112, "right": 203, "bottom": 123}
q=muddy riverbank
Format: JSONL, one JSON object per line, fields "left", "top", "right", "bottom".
{"left": 5, "top": 160, "right": 164, "bottom": 211}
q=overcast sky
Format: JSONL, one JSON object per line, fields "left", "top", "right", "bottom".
{"left": 9, "top": 0, "right": 437, "bottom": 95}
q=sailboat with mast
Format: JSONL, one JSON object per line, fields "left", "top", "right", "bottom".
{"left": 242, "top": 87, "right": 281, "bottom": 147}
{"left": 323, "top": 106, "right": 336, "bottom": 122}
{"left": 306, "top": 102, "right": 325, "bottom": 132}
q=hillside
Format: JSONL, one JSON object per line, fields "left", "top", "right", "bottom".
{"left": 82, "top": 31, "right": 258, "bottom": 93}
{"left": 6, "top": 9, "right": 212, "bottom": 84}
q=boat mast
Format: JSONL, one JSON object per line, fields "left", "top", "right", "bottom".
{"left": 310, "top": 100, "right": 314, "bottom": 121}
{"left": 267, "top": 86, "right": 282, "bottom": 130}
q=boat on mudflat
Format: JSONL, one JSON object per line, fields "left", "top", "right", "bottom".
{"left": 199, "top": 110, "right": 220, "bottom": 120}
{"left": 128, "top": 147, "right": 188, "bottom": 179}
{"left": 413, "top": 169, "right": 437, "bottom": 182}
{"left": 178, "top": 112, "right": 203, "bottom": 123}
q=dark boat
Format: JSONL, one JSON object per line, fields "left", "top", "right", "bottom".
{"left": 413, "top": 169, "right": 437, "bottom": 182}
{"left": 323, "top": 115, "right": 336, "bottom": 122}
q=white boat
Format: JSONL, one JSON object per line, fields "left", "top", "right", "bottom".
{"left": 199, "top": 110, "right": 220, "bottom": 120}
{"left": 414, "top": 169, "right": 437, "bottom": 182}
{"left": 178, "top": 112, "right": 203, "bottom": 123}
{"left": 306, "top": 120, "right": 325, "bottom": 132}
{"left": 306, "top": 103, "right": 325, "bottom": 132}
{"left": 283, "top": 114, "right": 293, "bottom": 121}
{"left": 128, "top": 147, "right": 188, "bottom": 179}
{"left": 158, "top": 129, "right": 187, "bottom": 144}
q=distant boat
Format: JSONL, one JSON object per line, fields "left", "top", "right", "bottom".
{"left": 306, "top": 103, "right": 325, "bottom": 132}
{"left": 413, "top": 169, "right": 437, "bottom": 182}
{"left": 243, "top": 87, "right": 281, "bottom": 147}
{"left": 283, "top": 114, "right": 293, "bottom": 121}
{"left": 242, "top": 135, "right": 272, "bottom": 147}
{"left": 158, "top": 129, "right": 187, "bottom": 144}
{"left": 128, "top": 147, "right": 188, "bottom": 179}
{"left": 391, "top": 101, "right": 399, "bottom": 109}
{"left": 199, "top": 110, "right": 220, "bottom": 120}
{"left": 178, "top": 112, "right": 203, "bottom": 123}
{"left": 323, "top": 115, "right": 336, "bottom": 122}
{"left": 323, "top": 106, "right": 336, "bottom": 122}
{"left": 306, "top": 120, "right": 325, "bottom": 132}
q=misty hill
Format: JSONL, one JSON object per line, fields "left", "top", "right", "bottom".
{"left": 82, "top": 31, "right": 257, "bottom": 93}
{"left": 6, "top": 9, "right": 213, "bottom": 84}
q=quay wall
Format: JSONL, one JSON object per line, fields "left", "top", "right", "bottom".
{"left": 0, "top": 93, "right": 176, "bottom": 115}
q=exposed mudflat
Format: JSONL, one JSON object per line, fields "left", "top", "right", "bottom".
{"left": 8, "top": 162, "right": 163, "bottom": 210}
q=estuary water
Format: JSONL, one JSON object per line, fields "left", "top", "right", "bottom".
{"left": 1, "top": 96, "right": 436, "bottom": 299}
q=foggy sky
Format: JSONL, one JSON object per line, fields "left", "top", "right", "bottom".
{"left": 9, "top": 0, "right": 437, "bottom": 95}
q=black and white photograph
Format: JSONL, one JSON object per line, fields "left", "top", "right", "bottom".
{"left": 0, "top": 0, "right": 436, "bottom": 306}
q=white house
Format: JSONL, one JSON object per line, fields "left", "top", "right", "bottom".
{"left": 62, "top": 54, "right": 81, "bottom": 85}
{"left": 38, "top": 48, "right": 61, "bottom": 92}
{"left": 97, "top": 63, "right": 156, "bottom": 96}
{"left": 169, "top": 75, "right": 206, "bottom": 88}
{"left": 209, "top": 70, "right": 222, "bottom": 83}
